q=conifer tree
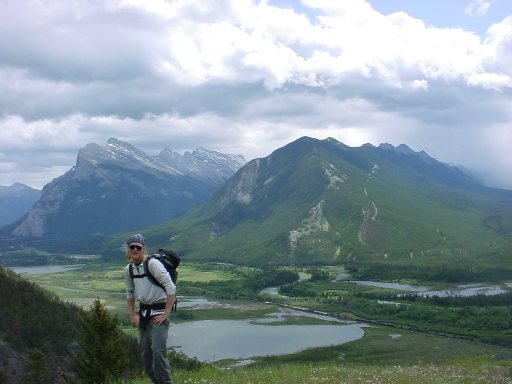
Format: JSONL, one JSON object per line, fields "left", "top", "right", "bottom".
{"left": 0, "top": 369, "right": 7, "bottom": 384}
{"left": 73, "top": 298, "right": 128, "bottom": 384}
{"left": 23, "top": 348, "right": 52, "bottom": 384}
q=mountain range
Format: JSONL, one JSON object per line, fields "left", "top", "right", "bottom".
{"left": 2, "top": 138, "right": 245, "bottom": 239}
{"left": 0, "top": 183, "right": 40, "bottom": 226}
{"left": 125, "top": 137, "right": 512, "bottom": 281}
{"left": 2, "top": 136, "right": 511, "bottom": 281}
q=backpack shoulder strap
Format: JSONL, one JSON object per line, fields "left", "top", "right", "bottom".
{"left": 144, "top": 257, "right": 166, "bottom": 291}
{"left": 129, "top": 263, "right": 139, "bottom": 279}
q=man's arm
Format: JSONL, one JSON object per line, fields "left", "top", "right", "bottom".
{"left": 127, "top": 297, "right": 139, "bottom": 327}
{"left": 152, "top": 294, "right": 174, "bottom": 326}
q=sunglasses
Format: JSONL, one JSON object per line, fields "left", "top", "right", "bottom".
{"left": 129, "top": 244, "right": 143, "bottom": 251}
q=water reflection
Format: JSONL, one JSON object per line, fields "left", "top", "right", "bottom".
{"left": 420, "top": 285, "right": 507, "bottom": 297}
{"left": 168, "top": 320, "right": 365, "bottom": 362}
{"left": 169, "top": 299, "right": 364, "bottom": 362}
{"left": 254, "top": 309, "right": 343, "bottom": 324}
{"left": 353, "top": 280, "right": 429, "bottom": 292}
{"left": 11, "top": 265, "right": 81, "bottom": 275}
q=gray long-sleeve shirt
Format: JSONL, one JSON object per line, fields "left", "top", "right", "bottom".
{"left": 125, "top": 257, "right": 176, "bottom": 308}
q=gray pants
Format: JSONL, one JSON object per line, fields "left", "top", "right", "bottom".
{"left": 139, "top": 319, "right": 173, "bottom": 384}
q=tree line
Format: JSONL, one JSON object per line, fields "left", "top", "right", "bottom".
{"left": 0, "top": 266, "right": 140, "bottom": 383}
{"left": 346, "top": 259, "right": 512, "bottom": 283}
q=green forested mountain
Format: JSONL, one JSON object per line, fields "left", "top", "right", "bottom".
{"left": 126, "top": 137, "right": 512, "bottom": 282}
{"left": 0, "top": 266, "right": 81, "bottom": 351}
{"left": 0, "top": 266, "right": 140, "bottom": 383}
{"left": 0, "top": 265, "right": 82, "bottom": 382}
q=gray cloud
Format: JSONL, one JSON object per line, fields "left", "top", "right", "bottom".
{"left": 0, "top": 0, "right": 511, "bottom": 190}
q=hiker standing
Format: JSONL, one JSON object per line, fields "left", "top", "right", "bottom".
{"left": 124, "top": 234, "right": 176, "bottom": 384}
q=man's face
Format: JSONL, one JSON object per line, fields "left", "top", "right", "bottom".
{"left": 128, "top": 242, "right": 144, "bottom": 264}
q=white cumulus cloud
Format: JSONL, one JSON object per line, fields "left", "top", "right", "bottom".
{"left": 0, "top": 0, "right": 511, "bottom": 189}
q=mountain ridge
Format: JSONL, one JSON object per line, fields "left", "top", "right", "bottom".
{"left": 130, "top": 136, "right": 512, "bottom": 281}
{"left": 3, "top": 139, "right": 245, "bottom": 239}
{"left": 3, "top": 136, "right": 511, "bottom": 282}
{"left": 0, "top": 183, "right": 40, "bottom": 226}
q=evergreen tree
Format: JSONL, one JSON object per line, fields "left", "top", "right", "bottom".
{"left": 73, "top": 298, "right": 129, "bottom": 384}
{"left": 0, "top": 369, "right": 7, "bottom": 384}
{"left": 23, "top": 348, "right": 52, "bottom": 384}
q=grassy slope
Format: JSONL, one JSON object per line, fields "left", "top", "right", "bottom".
{"left": 361, "top": 171, "right": 507, "bottom": 254}
{"left": 128, "top": 358, "right": 512, "bottom": 384}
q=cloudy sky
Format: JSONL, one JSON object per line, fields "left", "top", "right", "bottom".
{"left": 1, "top": 0, "right": 511, "bottom": 190}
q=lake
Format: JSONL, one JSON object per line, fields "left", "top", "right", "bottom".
{"left": 11, "top": 265, "right": 82, "bottom": 275}
{"left": 168, "top": 319, "right": 365, "bottom": 362}
{"left": 168, "top": 297, "right": 366, "bottom": 362}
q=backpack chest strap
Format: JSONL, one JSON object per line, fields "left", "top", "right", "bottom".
{"left": 129, "top": 261, "right": 166, "bottom": 291}
{"left": 129, "top": 261, "right": 149, "bottom": 279}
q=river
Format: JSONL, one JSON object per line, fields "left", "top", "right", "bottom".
{"left": 351, "top": 280, "right": 509, "bottom": 297}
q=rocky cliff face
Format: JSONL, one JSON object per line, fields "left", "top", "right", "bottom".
{"left": 8, "top": 138, "right": 245, "bottom": 239}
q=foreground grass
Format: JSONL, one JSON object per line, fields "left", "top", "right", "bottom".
{"left": 129, "top": 358, "right": 512, "bottom": 384}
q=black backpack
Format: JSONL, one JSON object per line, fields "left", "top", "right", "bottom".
{"left": 129, "top": 248, "right": 180, "bottom": 311}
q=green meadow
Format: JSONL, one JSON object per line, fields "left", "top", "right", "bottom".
{"left": 14, "top": 261, "right": 512, "bottom": 383}
{"left": 19, "top": 262, "right": 236, "bottom": 316}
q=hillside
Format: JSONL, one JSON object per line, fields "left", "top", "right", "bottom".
{"left": 0, "top": 265, "right": 143, "bottom": 383}
{"left": 128, "top": 137, "right": 512, "bottom": 281}
{"left": 0, "top": 266, "right": 82, "bottom": 382}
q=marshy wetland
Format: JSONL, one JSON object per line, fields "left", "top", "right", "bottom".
{"left": 12, "top": 261, "right": 512, "bottom": 367}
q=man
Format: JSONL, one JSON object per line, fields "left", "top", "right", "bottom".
{"left": 124, "top": 234, "right": 176, "bottom": 384}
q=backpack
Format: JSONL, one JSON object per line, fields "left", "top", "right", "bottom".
{"left": 129, "top": 248, "right": 181, "bottom": 311}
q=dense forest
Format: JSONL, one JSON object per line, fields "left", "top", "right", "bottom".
{"left": 0, "top": 266, "right": 140, "bottom": 383}
{"left": 0, "top": 266, "right": 81, "bottom": 352}
{"left": 345, "top": 257, "right": 512, "bottom": 282}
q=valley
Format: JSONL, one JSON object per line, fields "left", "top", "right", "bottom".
{"left": 2, "top": 137, "right": 512, "bottom": 382}
{"left": 12, "top": 259, "right": 512, "bottom": 367}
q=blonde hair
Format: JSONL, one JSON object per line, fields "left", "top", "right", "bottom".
{"left": 123, "top": 243, "right": 148, "bottom": 263}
